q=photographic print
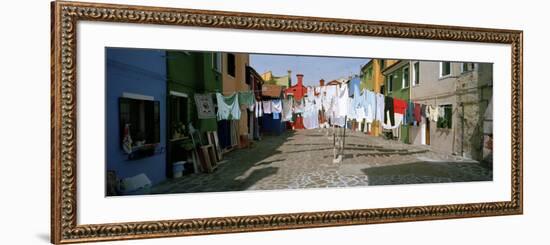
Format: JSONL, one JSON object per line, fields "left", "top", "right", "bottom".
{"left": 51, "top": 1, "right": 521, "bottom": 243}
{"left": 105, "top": 48, "right": 493, "bottom": 196}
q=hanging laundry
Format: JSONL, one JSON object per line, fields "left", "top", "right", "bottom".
{"left": 348, "top": 88, "right": 363, "bottom": 120}
{"left": 375, "top": 93, "right": 385, "bottom": 121}
{"left": 238, "top": 91, "right": 255, "bottom": 108}
{"left": 393, "top": 98, "right": 407, "bottom": 115}
{"left": 428, "top": 105, "right": 439, "bottom": 122}
{"left": 314, "top": 94, "right": 322, "bottom": 112}
{"left": 282, "top": 98, "right": 293, "bottom": 122}
{"left": 303, "top": 98, "right": 319, "bottom": 129}
{"left": 405, "top": 100, "right": 414, "bottom": 124}
{"left": 294, "top": 98, "right": 305, "bottom": 114}
{"left": 364, "top": 90, "right": 376, "bottom": 123}
{"left": 384, "top": 96, "right": 395, "bottom": 126}
{"left": 262, "top": 100, "right": 272, "bottom": 114}
{"left": 382, "top": 111, "right": 403, "bottom": 130}
{"left": 255, "top": 100, "right": 263, "bottom": 118}
{"left": 271, "top": 99, "right": 282, "bottom": 114}
{"left": 216, "top": 93, "right": 241, "bottom": 120}
{"left": 337, "top": 85, "right": 349, "bottom": 118}
{"left": 414, "top": 103, "right": 422, "bottom": 123}
{"left": 273, "top": 112, "right": 280, "bottom": 120}
{"left": 420, "top": 104, "right": 428, "bottom": 118}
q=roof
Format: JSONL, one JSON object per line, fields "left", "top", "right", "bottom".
{"left": 381, "top": 60, "right": 409, "bottom": 75}
{"left": 261, "top": 83, "right": 283, "bottom": 98}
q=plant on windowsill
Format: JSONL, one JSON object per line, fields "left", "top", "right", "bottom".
{"left": 171, "top": 121, "right": 188, "bottom": 141}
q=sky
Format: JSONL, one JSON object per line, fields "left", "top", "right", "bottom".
{"left": 250, "top": 54, "right": 370, "bottom": 87}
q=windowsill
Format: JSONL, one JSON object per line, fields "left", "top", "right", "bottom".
{"left": 438, "top": 74, "right": 458, "bottom": 80}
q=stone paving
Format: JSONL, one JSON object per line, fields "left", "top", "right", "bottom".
{"left": 150, "top": 129, "right": 492, "bottom": 194}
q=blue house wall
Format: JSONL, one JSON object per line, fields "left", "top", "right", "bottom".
{"left": 106, "top": 48, "right": 167, "bottom": 186}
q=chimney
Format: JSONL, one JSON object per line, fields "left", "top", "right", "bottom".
{"left": 319, "top": 79, "right": 325, "bottom": 87}
{"left": 296, "top": 74, "right": 304, "bottom": 86}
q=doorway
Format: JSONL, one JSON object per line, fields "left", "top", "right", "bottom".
{"left": 166, "top": 92, "right": 189, "bottom": 178}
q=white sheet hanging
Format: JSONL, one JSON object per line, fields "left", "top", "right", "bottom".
{"left": 337, "top": 85, "right": 349, "bottom": 118}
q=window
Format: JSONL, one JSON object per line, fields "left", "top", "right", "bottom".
{"left": 119, "top": 98, "right": 161, "bottom": 147}
{"left": 413, "top": 62, "right": 420, "bottom": 86}
{"left": 227, "top": 53, "right": 236, "bottom": 77}
{"left": 440, "top": 62, "right": 451, "bottom": 77}
{"left": 387, "top": 75, "right": 393, "bottom": 93}
{"left": 402, "top": 66, "right": 410, "bottom": 89}
{"left": 213, "top": 52, "right": 222, "bottom": 73}
{"left": 380, "top": 59, "right": 385, "bottom": 70}
{"left": 437, "top": 104, "right": 453, "bottom": 129}
{"left": 461, "top": 62, "right": 474, "bottom": 73}
{"left": 169, "top": 94, "right": 188, "bottom": 140}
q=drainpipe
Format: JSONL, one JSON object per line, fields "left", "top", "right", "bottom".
{"left": 408, "top": 61, "right": 412, "bottom": 144}
{"left": 460, "top": 102, "right": 464, "bottom": 157}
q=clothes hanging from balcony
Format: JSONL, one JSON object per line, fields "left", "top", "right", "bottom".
{"left": 216, "top": 93, "right": 241, "bottom": 120}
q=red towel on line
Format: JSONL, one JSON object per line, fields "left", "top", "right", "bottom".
{"left": 393, "top": 98, "right": 407, "bottom": 114}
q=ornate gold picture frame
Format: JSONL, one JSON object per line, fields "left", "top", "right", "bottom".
{"left": 51, "top": 0, "right": 523, "bottom": 243}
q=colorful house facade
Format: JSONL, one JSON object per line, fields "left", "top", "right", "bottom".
{"left": 165, "top": 50, "right": 222, "bottom": 177}
{"left": 220, "top": 52, "right": 251, "bottom": 149}
{"left": 360, "top": 59, "right": 398, "bottom": 94}
{"left": 106, "top": 48, "right": 168, "bottom": 189}
{"left": 382, "top": 60, "right": 412, "bottom": 143}
{"left": 409, "top": 61, "right": 493, "bottom": 162}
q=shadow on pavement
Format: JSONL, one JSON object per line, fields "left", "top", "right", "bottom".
{"left": 361, "top": 161, "right": 493, "bottom": 186}
{"left": 149, "top": 131, "right": 294, "bottom": 194}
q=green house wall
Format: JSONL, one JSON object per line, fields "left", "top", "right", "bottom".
{"left": 386, "top": 65, "right": 411, "bottom": 144}
{"left": 166, "top": 51, "right": 221, "bottom": 132}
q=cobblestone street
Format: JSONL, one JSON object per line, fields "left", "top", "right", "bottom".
{"left": 151, "top": 129, "right": 492, "bottom": 194}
